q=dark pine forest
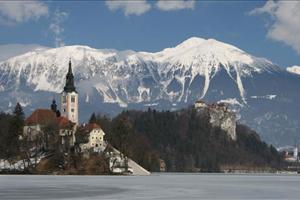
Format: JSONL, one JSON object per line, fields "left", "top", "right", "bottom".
{"left": 90, "top": 107, "right": 283, "bottom": 172}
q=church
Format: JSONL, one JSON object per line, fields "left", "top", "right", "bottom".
{"left": 23, "top": 60, "right": 109, "bottom": 151}
{"left": 23, "top": 60, "right": 79, "bottom": 147}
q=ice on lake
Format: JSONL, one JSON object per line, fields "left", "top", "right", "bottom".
{"left": 0, "top": 173, "right": 300, "bottom": 200}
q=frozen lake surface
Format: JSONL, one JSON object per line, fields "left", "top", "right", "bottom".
{"left": 0, "top": 173, "right": 300, "bottom": 199}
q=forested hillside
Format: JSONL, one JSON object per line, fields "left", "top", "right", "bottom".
{"left": 91, "top": 107, "right": 283, "bottom": 172}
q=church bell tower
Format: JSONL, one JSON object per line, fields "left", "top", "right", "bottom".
{"left": 61, "top": 59, "right": 78, "bottom": 125}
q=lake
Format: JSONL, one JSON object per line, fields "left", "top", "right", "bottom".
{"left": 0, "top": 173, "right": 300, "bottom": 199}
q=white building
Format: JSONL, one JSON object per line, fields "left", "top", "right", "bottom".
{"left": 278, "top": 146, "right": 299, "bottom": 162}
{"left": 80, "top": 123, "right": 106, "bottom": 152}
{"left": 61, "top": 60, "right": 79, "bottom": 125}
{"left": 194, "top": 100, "right": 207, "bottom": 109}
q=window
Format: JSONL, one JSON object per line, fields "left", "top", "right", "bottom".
{"left": 96, "top": 144, "right": 98, "bottom": 147}
{"left": 71, "top": 96, "right": 75, "bottom": 103}
{"left": 63, "top": 108, "right": 66, "bottom": 112}
{"left": 71, "top": 108, "right": 74, "bottom": 112}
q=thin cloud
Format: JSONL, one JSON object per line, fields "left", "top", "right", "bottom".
{"left": 0, "top": 1, "right": 48, "bottom": 25}
{"left": 105, "top": 0, "right": 151, "bottom": 16}
{"left": 156, "top": 0, "right": 195, "bottom": 11}
{"left": 49, "top": 9, "right": 68, "bottom": 47}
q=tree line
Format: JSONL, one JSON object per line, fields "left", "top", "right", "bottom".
{"left": 0, "top": 104, "right": 284, "bottom": 173}
{"left": 89, "top": 107, "right": 284, "bottom": 172}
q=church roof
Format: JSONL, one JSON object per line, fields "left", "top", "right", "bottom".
{"left": 57, "top": 116, "right": 74, "bottom": 129}
{"left": 63, "top": 60, "right": 77, "bottom": 93}
{"left": 25, "top": 109, "right": 74, "bottom": 130}
{"left": 25, "top": 109, "right": 57, "bottom": 126}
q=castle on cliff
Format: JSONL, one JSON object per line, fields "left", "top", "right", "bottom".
{"left": 194, "top": 100, "right": 237, "bottom": 140}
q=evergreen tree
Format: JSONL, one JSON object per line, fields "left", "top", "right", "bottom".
{"left": 89, "top": 113, "right": 97, "bottom": 123}
{"left": 14, "top": 102, "right": 24, "bottom": 120}
{"left": 5, "top": 103, "right": 25, "bottom": 159}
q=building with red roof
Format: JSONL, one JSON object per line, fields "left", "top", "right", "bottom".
{"left": 80, "top": 123, "right": 106, "bottom": 153}
{"left": 25, "top": 109, "right": 57, "bottom": 126}
{"left": 23, "top": 109, "right": 76, "bottom": 146}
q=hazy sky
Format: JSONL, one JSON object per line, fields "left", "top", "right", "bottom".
{"left": 0, "top": 1, "right": 299, "bottom": 68}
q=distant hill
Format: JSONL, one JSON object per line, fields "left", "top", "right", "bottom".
{"left": 96, "top": 108, "right": 284, "bottom": 172}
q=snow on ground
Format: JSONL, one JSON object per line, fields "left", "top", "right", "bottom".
{"left": 0, "top": 154, "right": 46, "bottom": 171}
{"left": 144, "top": 103, "right": 159, "bottom": 107}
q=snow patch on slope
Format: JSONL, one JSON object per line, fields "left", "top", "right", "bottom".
{"left": 287, "top": 65, "right": 300, "bottom": 75}
{"left": 251, "top": 95, "right": 277, "bottom": 100}
{"left": 218, "top": 98, "right": 243, "bottom": 107}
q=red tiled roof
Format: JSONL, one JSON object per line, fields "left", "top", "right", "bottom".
{"left": 85, "top": 123, "right": 101, "bottom": 132}
{"left": 25, "top": 109, "right": 57, "bottom": 126}
{"left": 57, "top": 116, "right": 74, "bottom": 129}
{"left": 25, "top": 109, "right": 74, "bottom": 130}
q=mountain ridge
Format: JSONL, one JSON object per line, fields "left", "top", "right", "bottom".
{"left": 0, "top": 37, "right": 281, "bottom": 102}
{"left": 0, "top": 37, "right": 299, "bottom": 146}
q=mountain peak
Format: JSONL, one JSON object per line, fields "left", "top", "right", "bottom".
{"left": 175, "top": 37, "right": 206, "bottom": 48}
{"left": 174, "top": 37, "right": 244, "bottom": 52}
{"left": 150, "top": 37, "right": 273, "bottom": 71}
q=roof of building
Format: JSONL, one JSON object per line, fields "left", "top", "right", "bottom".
{"left": 195, "top": 100, "right": 206, "bottom": 104}
{"left": 25, "top": 109, "right": 74, "bottom": 129}
{"left": 84, "top": 123, "right": 101, "bottom": 132}
{"left": 25, "top": 109, "right": 57, "bottom": 126}
{"left": 57, "top": 116, "right": 74, "bottom": 129}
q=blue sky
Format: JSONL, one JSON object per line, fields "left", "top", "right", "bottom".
{"left": 0, "top": 1, "right": 300, "bottom": 68}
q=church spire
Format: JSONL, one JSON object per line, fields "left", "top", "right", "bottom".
{"left": 63, "top": 59, "right": 77, "bottom": 93}
{"left": 68, "top": 58, "right": 72, "bottom": 74}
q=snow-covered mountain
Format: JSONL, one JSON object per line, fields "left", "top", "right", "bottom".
{"left": 0, "top": 44, "right": 48, "bottom": 62}
{"left": 0, "top": 37, "right": 299, "bottom": 145}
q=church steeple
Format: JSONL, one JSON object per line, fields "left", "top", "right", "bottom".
{"left": 61, "top": 59, "right": 79, "bottom": 125}
{"left": 63, "top": 59, "right": 76, "bottom": 93}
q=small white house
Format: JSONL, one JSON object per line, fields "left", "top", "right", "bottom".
{"left": 80, "top": 123, "right": 106, "bottom": 152}
{"left": 194, "top": 100, "right": 207, "bottom": 109}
